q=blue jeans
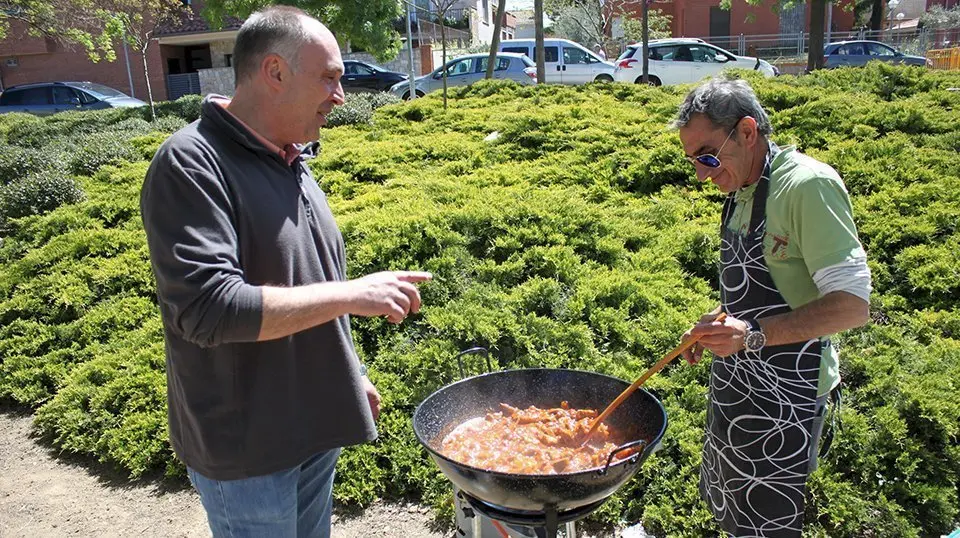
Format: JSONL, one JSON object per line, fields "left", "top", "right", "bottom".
{"left": 187, "top": 448, "right": 341, "bottom": 538}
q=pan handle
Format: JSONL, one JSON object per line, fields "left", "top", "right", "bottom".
{"left": 455, "top": 347, "right": 492, "bottom": 379}
{"left": 598, "top": 439, "right": 647, "bottom": 476}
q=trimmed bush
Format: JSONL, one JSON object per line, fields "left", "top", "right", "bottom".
{"left": 367, "top": 91, "right": 402, "bottom": 110}
{"left": 150, "top": 94, "right": 203, "bottom": 123}
{"left": 326, "top": 93, "right": 374, "bottom": 127}
{"left": 326, "top": 92, "right": 402, "bottom": 127}
{"left": 0, "top": 68, "right": 959, "bottom": 536}
{"left": 0, "top": 144, "right": 70, "bottom": 186}
{"left": 150, "top": 116, "right": 188, "bottom": 133}
{"left": 0, "top": 172, "right": 84, "bottom": 226}
{"left": 68, "top": 132, "right": 145, "bottom": 175}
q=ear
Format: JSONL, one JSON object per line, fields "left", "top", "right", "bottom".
{"left": 739, "top": 116, "right": 760, "bottom": 149}
{"left": 259, "top": 53, "right": 288, "bottom": 92}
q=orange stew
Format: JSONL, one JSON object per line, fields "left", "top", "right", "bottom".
{"left": 439, "top": 401, "right": 635, "bottom": 474}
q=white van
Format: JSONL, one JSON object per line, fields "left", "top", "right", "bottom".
{"left": 497, "top": 38, "right": 616, "bottom": 84}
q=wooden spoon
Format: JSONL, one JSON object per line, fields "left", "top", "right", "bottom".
{"left": 583, "top": 312, "right": 727, "bottom": 444}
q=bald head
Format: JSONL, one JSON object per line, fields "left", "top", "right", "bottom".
{"left": 232, "top": 6, "right": 333, "bottom": 85}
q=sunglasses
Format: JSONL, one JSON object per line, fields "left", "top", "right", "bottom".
{"left": 686, "top": 125, "right": 737, "bottom": 168}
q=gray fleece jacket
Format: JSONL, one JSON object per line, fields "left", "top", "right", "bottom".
{"left": 140, "top": 95, "right": 375, "bottom": 480}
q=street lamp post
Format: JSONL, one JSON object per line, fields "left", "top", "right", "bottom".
{"left": 406, "top": 2, "right": 417, "bottom": 100}
{"left": 887, "top": 0, "right": 901, "bottom": 32}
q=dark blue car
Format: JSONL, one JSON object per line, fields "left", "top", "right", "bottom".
{"left": 823, "top": 40, "right": 930, "bottom": 69}
{"left": 0, "top": 81, "right": 146, "bottom": 116}
{"left": 341, "top": 60, "right": 408, "bottom": 93}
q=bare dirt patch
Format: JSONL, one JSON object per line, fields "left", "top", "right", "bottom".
{"left": 0, "top": 404, "right": 448, "bottom": 538}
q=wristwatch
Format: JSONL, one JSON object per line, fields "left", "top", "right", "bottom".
{"left": 743, "top": 319, "right": 767, "bottom": 352}
{"left": 359, "top": 363, "right": 369, "bottom": 377}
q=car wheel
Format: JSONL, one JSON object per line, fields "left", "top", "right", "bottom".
{"left": 634, "top": 75, "right": 662, "bottom": 87}
{"left": 403, "top": 90, "right": 425, "bottom": 100}
{"left": 594, "top": 74, "right": 614, "bottom": 83}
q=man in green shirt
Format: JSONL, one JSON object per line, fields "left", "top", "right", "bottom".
{"left": 674, "top": 76, "right": 871, "bottom": 537}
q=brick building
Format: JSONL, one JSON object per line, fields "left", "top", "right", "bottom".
{"left": 0, "top": 1, "right": 239, "bottom": 101}
{"left": 617, "top": 0, "right": 856, "bottom": 40}
{"left": 0, "top": 22, "right": 167, "bottom": 100}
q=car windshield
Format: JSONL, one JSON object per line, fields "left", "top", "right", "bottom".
{"left": 69, "top": 82, "right": 129, "bottom": 99}
{"left": 618, "top": 46, "right": 638, "bottom": 61}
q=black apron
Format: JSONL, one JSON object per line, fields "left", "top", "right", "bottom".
{"left": 699, "top": 147, "right": 822, "bottom": 537}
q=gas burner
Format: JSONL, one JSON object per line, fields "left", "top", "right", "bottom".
{"left": 457, "top": 490, "right": 605, "bottom": 538}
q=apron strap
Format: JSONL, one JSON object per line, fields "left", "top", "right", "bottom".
{"left": 721, "top": 141, "right": 780, "bottom": 235}
{"left": 819, "top": 385, "right": 843, "bottom": 458}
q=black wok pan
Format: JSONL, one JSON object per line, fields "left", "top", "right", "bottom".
{"left": 413, "top": 351, "right": 668, "bottom": 512}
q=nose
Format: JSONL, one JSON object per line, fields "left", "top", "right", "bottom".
{"left": 330, "top": 81, "right": 345, "bottom": 106}
{"left": 694, "top": 163, "right": 714, "bottom": 182}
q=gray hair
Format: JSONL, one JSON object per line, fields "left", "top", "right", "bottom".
{"left": 671, "top": 76, "right": 773, "bottom": 136}
{"left": 232, "top": 6, "right": 313, "bottom": 84}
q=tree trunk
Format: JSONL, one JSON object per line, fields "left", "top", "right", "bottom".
{"left": 486, "top": 0, "right": 507, "bottom": 78}
{"left": 642, "top": 0, "right": 650, "bottom": 83}
{"left": 141, "top": 40, "right": 156, "bottom": 121}
{"left": 534, "top": 0, "right": 546, "bottom": 84}
{"left": 441, "top": 21, "right": 448, "bottom": 110}
{"left": 870, "top": 0, "right": 884, "bottom": 31}
{"left": 807, "top": 0, "right": 827, "bottom": 72}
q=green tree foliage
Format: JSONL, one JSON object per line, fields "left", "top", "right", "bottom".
{"left": 0, "top": 0, "right": 120, "bottom": 62}
{"left": 920, "top": 4, "right": 960, "bottom": 30}
{"left": 0, "top": 67, "right": 958, "bottom": 536}
{"left": 622, "top": 10, "right": 673, "bottom": 42}
{"left": 200, "top": 0, "right": 403, "bottom": 62}
{"left": 98, "top": 0, "right": 188, "bottom": 121}
{"left": 544, "top": 0, "right": 668, "bottom": 55}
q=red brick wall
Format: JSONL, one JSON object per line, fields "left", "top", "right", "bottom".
{"left": 626, "top": 0, "right": 855, "bottom": 38}
{"left": 0, "top": 22, "right": 168, "bottom": 101}
{"left": 0, "top": 32, "right": 52, "bottom": 57}
{"left": 420, "top": 43, "right": 435, "bottom": 73}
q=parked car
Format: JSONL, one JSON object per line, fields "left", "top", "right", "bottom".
{"left": 497, "top": 38, "right": 617, "bottom": 84}
{"left": 823, "top": 40, "right": 931, "bottom": 69}
{"left": 390, "top": 52, "right": 536, "bottom": 100}
{"left": 0, "top": 81, "right": 146, "bottom": 116}
{"left": 342, "top": 60, "right": 408, "bottom": 93}
{"left": 614, "top": 38, "right": 778, "bottom": 86}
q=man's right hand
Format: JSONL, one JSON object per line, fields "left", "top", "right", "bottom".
{"left": 681, "top": 310, "right": 723, "bottom": 365}
{"left": 348, "top": 271, "right": 433, "bottom": 323}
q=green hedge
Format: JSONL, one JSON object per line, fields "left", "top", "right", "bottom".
{"left": 0, "top": 68, "right": 958, "bottom": 536}
{"left": 0, "top": 96, "right": 196, "bottom": 225}
{"left": 326, "top": 91, "right": 402, "bottom": 127}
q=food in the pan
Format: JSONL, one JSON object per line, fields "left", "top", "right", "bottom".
{"left": 439, "top": 401, "right": 636, "bottom": 474}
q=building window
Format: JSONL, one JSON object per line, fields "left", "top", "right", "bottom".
{"left": 224, "top": 54, "right": 232, "bottom": 67}
{"left": 483, "top": 0, "right": 489, "bottom": 24}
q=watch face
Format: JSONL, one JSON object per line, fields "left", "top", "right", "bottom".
{"left": 745, "top": 331, "right": 766, "bottom": 351}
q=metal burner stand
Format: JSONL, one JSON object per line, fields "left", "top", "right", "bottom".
{"left": 457, "top": 489, "right": 605, "bottom": 538}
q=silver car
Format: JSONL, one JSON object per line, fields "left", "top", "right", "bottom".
{"left": 0, "top": 81, "right": 146, "bottom": 116}
{"left": 390, "top": 52, "right": 537, "bottom": 100}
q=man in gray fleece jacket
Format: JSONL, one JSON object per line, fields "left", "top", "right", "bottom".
{"left": 140, "top": 7, "right": 430, "bottom": 538}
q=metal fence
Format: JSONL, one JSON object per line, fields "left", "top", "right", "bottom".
{"left": 692, "top": 27, "right": 960, "bottom": 63}
{"left": 167, "top": 73, "right": 201, "bottom": 100}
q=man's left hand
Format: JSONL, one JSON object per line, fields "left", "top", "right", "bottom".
{"left": 362, "top": 375, "right": 381, "bottom": 421}
{"left": 689, "top": 316, "right": 750, "bottom": 358}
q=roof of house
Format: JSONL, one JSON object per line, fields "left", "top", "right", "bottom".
{"left": 155, "top": 10, "right": 243, "bottom": 37}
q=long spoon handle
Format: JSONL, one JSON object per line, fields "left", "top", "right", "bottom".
{"left": 583, "top": 312, "right": 727, "bottom": 442}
